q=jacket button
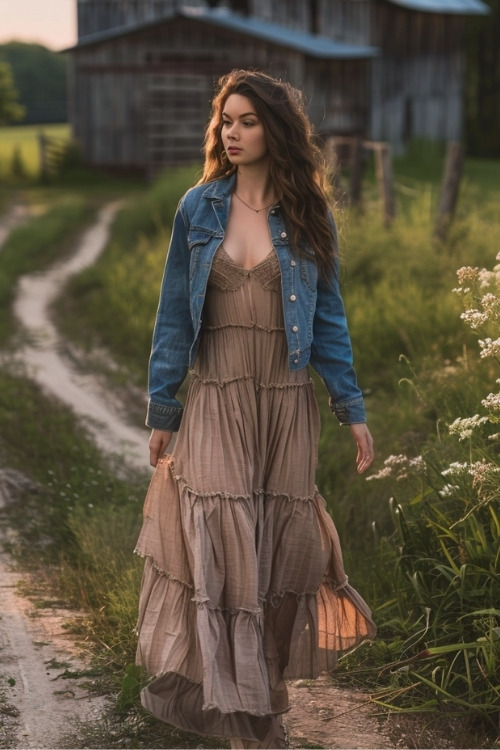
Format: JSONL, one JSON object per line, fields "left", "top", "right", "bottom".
{"left": 270, "top": 210, "right": 275, "bottom": 215}
{"left": 281, "top": 231, "right": 287, "bottom": 238}
{"left": 292, "top": 325, "right": 298, "bottom": 332}
{"left": 293, "top": 358, "right": 299, "bottom": 364}
{"left": 290, "top": 260, "right": 296, "bottom": 267}
{"left": 290, "top": 294, "right": 296, "bottom": 301}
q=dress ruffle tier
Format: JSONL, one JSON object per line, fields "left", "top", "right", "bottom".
{"left": 135, "top": 247, "right": 376, "bottom": 743}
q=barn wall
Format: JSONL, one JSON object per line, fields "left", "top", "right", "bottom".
{"left": 70, "top": 18, "right": 309, "bottom": 174}
{"left": 320, "top": 0, "right": 372, "bottom": 45}
{"left": 305, "top": 59, "right": 370, "bottom": 136}
{"left": 369, "top": 4, "right": 466, "bottom": 148}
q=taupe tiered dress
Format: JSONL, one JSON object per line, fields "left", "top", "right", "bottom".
{"left": 135, "top": 246, "right": 376, "bottom": 744}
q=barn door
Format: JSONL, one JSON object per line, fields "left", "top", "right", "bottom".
{"left": 147, "top": 73, "right": 210, "bottom": 177}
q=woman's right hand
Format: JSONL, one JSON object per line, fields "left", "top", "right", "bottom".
{"left": 149, "top": 429, "right": 173, "bottom": 467}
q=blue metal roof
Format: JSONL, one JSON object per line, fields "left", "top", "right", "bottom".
{"left": 387, "top": 0, "right": 489, "bottom": 13}
{"left": 178, "top": 8, "right": 378, "bottom": 59}
{"left": 65, "top": 7, "right": 378, "bottom": 59}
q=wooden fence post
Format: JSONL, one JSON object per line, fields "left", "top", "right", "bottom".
{"left": 349, "top": 137, "right": 363, "bottom": 206}
{"left": 38, "top": 131, "right": 49, "bottom": 182}
{"left": 434, "top": 141, "right": 465, "bottom": 240}
{"left": 374, "top": 142, "right": 396, "bottom": 226}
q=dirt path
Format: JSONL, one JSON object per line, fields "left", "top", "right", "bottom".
{"left": 11, "top": 201, "right": 150, "bottom": 471}
{"left": 0, "top": 469, "right": 108, "bottom": 749}
{"left": 0, "top": 202, "right": 396, "bottom": 749}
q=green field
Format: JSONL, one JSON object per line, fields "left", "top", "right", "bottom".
{"left": 0, "top": 122, "right": 71, "bottom": 178}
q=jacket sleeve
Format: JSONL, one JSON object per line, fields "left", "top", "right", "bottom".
{"left": 146, "top": 201, "right": 194, "bottom": 431}
{"left": 309, "top": 221, "right": 367, "bottom": 425}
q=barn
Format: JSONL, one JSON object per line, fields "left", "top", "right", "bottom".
{"left": 65, "top": 0, "right": 488, "bottom": 176}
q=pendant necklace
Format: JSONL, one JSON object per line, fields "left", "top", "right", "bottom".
{"left": 233, "top": 192, "right": 276, "bottom": 213}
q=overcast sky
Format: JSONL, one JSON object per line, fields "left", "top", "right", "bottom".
{"left": 0, "top": 0, "right": 77, "bottom": 50}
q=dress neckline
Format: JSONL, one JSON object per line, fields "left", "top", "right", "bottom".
{"left": 219, "top": 245, "right": 275, "bottom": 272}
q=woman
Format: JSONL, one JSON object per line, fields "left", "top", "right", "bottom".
{"left": 135, "top": 69, "right": 376, "bottom": 749}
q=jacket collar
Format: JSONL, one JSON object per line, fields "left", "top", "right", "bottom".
{"left": 201, "top": 173, "right": 236, "bottom": 201}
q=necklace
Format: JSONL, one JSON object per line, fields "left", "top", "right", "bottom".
{"left": 233, "top": 192, "right": 276, "bottom": 213}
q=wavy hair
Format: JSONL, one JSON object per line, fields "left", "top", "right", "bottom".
{"left": 198, "top": 69, "right": 336, "bottom": 278}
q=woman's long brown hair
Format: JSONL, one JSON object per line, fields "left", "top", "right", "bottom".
{"left": 198, "top": 69, "right": 336, "bottom": 279}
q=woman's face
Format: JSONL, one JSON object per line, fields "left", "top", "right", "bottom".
{"left": 221, "top": 94, "right": 269, "bottom": 168}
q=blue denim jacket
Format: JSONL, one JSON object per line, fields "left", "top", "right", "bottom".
{"left": 147, "top": 174, "right": 366, "bottom": 431}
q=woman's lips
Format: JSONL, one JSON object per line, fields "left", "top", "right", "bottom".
{"left": 227, "top": 146, "right": 242, "bottom": 154}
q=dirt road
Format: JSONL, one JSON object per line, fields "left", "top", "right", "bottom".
{"left": 0, "top": 201, "right": 395, "bottom": 749}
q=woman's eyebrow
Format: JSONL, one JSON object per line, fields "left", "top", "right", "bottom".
{"left": 222, "top": 111, "right": 258, "bottom": 118}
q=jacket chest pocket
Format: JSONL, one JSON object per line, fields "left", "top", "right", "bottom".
{"left": 188, "top": 230, "right": 215, "bottom": 281}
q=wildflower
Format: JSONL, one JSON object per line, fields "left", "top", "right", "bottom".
{"left": 449, "top": 414, "right": 489, "bottom": 440}
{"left": 482, "top": 390, "right": 500, "bottom": 412}
{"left": 439, "top": 483, "right": 459, "bottom": 497}
{"left": 478, "top": 268, "right": 495, "bottom": 288}
{"left": 460, "top": 309, "right": 489, "bottom": 329}
{"left": 469, "top": 460, "right": 500, "bottom": 487}
{"left": 365, "top": 454, "right": 425, "bottom": 481}
{"left": 481, "top": 293, "right": 499, "bottom": 314}
{"left": 366, "top": 466, "right": 393, "bottom": 481}
{"left": 441, "top": 461, "right": 468, "bottom": 476}
{"left": 479, "top": 337, "right": 500, "bottom": 359}
{"left": 456, "top": 266, "right": 479, "bottom": 285}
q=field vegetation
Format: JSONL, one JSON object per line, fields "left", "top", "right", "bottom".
{"left": 0, "top": 144, "right": 498, "bottom": 747}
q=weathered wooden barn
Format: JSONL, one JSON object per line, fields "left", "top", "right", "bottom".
{"left": 65, "top": 0, "right": 488, "bottom": 175}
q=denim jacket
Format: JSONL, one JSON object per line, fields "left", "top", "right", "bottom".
{"left": 147, "top": 173, "right": 366, "bottom": 432}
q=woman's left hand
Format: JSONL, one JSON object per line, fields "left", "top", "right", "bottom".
{"left": 349, "top": 423, "right": 374, "bottom": 474}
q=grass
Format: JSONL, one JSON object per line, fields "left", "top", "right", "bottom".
{"left": 0, "top": 122, "right": 70, "bottom": 179}
{"left": 0, "top": 194, "right": 94, "bottom": 345}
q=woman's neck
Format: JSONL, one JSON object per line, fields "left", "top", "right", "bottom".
{"left": 234, "top": 167, "right": 276, "bottom": 207}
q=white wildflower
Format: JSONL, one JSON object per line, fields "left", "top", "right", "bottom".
{"left": 441, "top": 461, "right": 468, "bottom": 477}
{"left": 366, "top": 466, "right": 393, "bottom": 481}
{"left": 469, "top": 460, "right": 500, "bottom": 486}
{"left": 478, "top": 268, "right": 495, "bottom": 288}
{"left": 482, "top": 391, "right": 500, "bottom": 412}
{"left": 479, "top": 337, "right": 500, "bottom": 359}
{"left": 460, "top": 309, "right": 489, "bottom": 329}
{"left": 439, "top": 484, "right": 459, "bottom": 497}
{"left": 449, "top": 414, "right": 489, "bottom": 440}
{"left": 481, "top": 293, "right": 499, "bottom": 313}
{"left": 456, "top": 266, "right": 479, "bottom": 285}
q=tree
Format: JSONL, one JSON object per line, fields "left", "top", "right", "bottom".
{"left": 0, "top": 42, "right": 67, "bottom": 124}
{"left": 0, "top": 61, "right": 25, "bottom": 125}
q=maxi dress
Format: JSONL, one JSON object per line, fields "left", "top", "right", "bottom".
{"left": 135, "top": 245, "right": 376, "bottom": 743}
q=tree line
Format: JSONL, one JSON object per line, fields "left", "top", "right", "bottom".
{"left": 0, "top": 42, "right": 67, "bottom": 125}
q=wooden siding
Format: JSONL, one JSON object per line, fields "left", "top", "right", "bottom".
{"left": 370, "top": 4, "right": 465, "bottom": 147}
{"left": 70, "top": 16, "right": 318, "bottom": 174}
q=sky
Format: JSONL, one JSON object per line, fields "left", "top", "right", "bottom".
{"left": 0, "top": 0, "right": 77, "bottom": 50}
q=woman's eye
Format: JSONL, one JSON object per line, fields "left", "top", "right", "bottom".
{"left": 243, "top": 121, "right": 256, "bottom": 127}
{"left": 222, "top": 120, "right": 231, "bottom": 127}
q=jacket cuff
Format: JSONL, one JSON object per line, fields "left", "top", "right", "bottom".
{"left": 146, "top": 400, "right": 183, "bottom": 432}
{"left": 330, "top": 396, "right": 366, "bottom": 425}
